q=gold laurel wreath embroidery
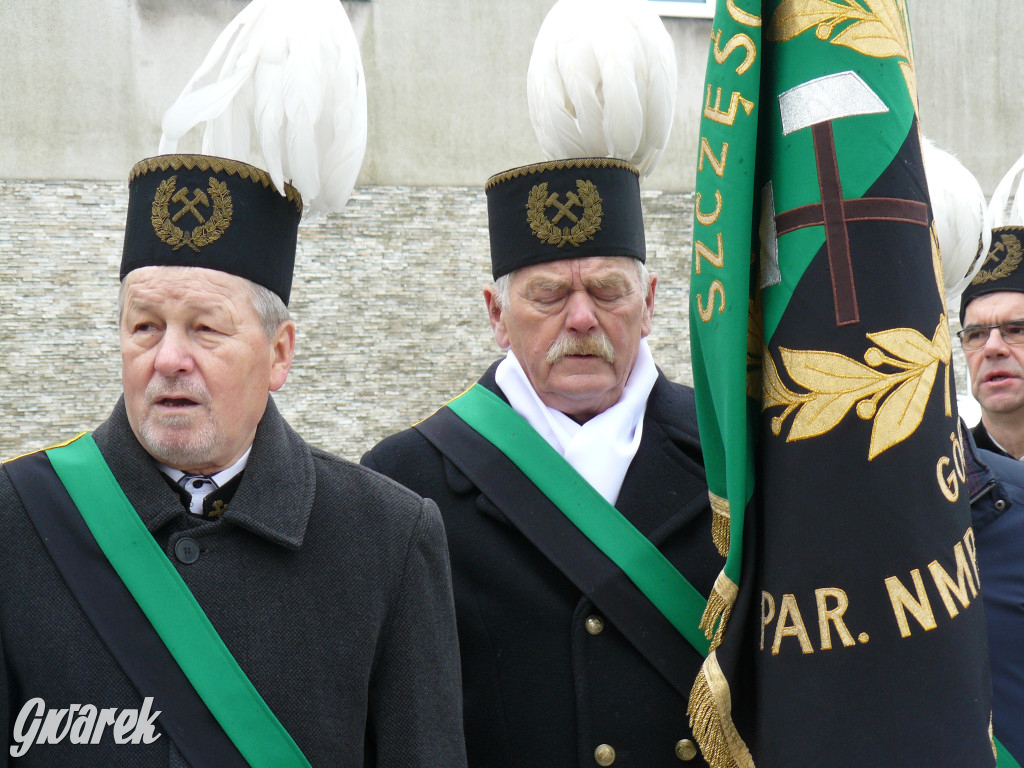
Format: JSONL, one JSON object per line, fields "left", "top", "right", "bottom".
{"left": 770, "top": 0, "right": 917, "bottom": 106}
{"left": 762, "top": 315, "right": 952, "bottom": 460}
{"left": 526, "top": 180, "right": 603, "bottom": 248}
{"left": 971, "top": 233, "right": 1023, "bottom": 285}
{"left": 151, "top": 176, "right": 233, "bottom": 253}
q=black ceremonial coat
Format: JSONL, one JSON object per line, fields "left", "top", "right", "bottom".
{"left": 0, "top": 397, "right": 466, "bottom": 768}
{"left": 361, "top": 363, "right": 721, "bottom": 768}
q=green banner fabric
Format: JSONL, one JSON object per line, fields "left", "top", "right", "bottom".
{"left": 688, "top": 2, "right": 994, "bottom": 766}
{"left": 45, "top": 433, "right": 312, "bottom": 768}
{"left": 446, "top": 384, "right": 711, "bottom": 657}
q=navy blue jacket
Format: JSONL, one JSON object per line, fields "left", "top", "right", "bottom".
{"left": 966, "top": 431, "right": 1024, "bottom": 761}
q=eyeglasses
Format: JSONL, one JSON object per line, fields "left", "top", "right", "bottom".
{"left": 957, "top": 320, "right": 1024, "bottom": 350}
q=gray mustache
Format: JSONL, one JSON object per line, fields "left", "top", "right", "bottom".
{"left": 545, "top": 333, "right": 615, "bottom": 365}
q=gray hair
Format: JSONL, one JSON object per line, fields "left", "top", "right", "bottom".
{"left": 491, "top": 259, "right": 651, "bottom": 310}
{"left": 248, "top": 281, "right": 291, "bottom": 339}
{"left": 118, "top": 269, "right": 291, "bottom": 340}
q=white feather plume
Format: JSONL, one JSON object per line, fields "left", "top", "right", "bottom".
{"left": 985, "top": 150, "right": 1024, "bottom": 234}
{"left": 527, "top": 0, "right": 677, "bottom": 182}
{"left": 158, "top": 0, "right": 367, "bottom": 219}
{"left": 921, "top": 136, "right": 989, "bottom": 310}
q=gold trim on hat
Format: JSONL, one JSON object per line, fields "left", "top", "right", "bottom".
{"left": 485, "top": 157, "right": 639, "bottom": 192}
{"left": 129, "top": 154, "right": 302, "bottom": 212}
{"left": 970, "top": 227, "right": 1023, "bottom": 286}
{"left": 526, "top": 179, "right": 603, "bottom": 248}
{"left": 152, "top": 175, "right": 233, "bottom": 253}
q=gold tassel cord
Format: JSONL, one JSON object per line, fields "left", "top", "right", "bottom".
{"left": 700, "top": 570, "right": 739, "bottom": 650}
{"left": 709, "top": 491, "right": 731, "bottom": 557}
{"left": 688, "top": 652, "right": 755, "bottom": 768}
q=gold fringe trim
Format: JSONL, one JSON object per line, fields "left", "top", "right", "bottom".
{"left": 688, "top": 651, "right": 755, "bottom": 768}
{"left": 485, "top": 157, "right": 639, "bottom": 191}
{"left": 989, "top": 712, "right": 997, "bottom": 761}
{"left": 709, "top": 491, "right": 731, "bottom": 556}
{"left": 129, "top": 154, "right": 302, "bottom": 211}
{"left": 700, "top": 570, "right": 739, "bottom": 650}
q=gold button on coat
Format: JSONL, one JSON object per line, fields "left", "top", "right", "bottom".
{"left": 675, "top": 739, "right": 698, "bottom": 761}
{"left": 594, "top": 743, "right": 616, "bottom": 765}
{"left": 585, "top": 615, "right": 605, "bottom": 635}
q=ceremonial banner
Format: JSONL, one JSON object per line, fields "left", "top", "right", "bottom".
{"left": 688, "top": 2, "right": 995, "bottom": 765}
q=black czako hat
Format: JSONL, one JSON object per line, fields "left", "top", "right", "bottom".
{"left": 959, "top": 226, "right": 1024, "bottom": 325}
{"left": 120, "top": 154, "right": 302, "bottom": 305}
{"left": 485, "top": 158, "right": 646, "bottom": 280}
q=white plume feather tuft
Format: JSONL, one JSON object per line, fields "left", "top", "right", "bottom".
{"left": 985, "top": 150, "right": 1024, "bottom": 234}
{"left": 527, "top": 0, "right": 677, "bottom": 182}
{"left": 921, "top": 136, "right": 988, "bottom": 310}
{"left": 159, "top": 0, "right": 367, "bottom": 218}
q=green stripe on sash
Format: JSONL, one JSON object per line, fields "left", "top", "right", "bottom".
{"left": 446, "top": 384, "right": 711, "bottom": 657}
{"left": 46, "top": 433, "right": 312, "bottom": 768}
{"left": 997, "top": 738, "right": 1022, "bottom": 768}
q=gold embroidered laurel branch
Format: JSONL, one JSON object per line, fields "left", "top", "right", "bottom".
{"left": 527, "top": 180, "right": 603, "bottom": 248}
{"left": 763, "top": 316, "right": 952, "bottom": 460}
{"left": 971, "top": 233, "right": 1023, "bottom": 285}
{"left": 770, "top": 0, "right": 917, "bottom": 105}
{"left": 152, "top": 176, "right": 233, "bottom": 253}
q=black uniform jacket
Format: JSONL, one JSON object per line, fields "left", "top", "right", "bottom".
{"left": 361, "top": 363, "right": 722, "bottom": 768}
{"left": 0, "top": 397, "right": 467, "bottom": 768}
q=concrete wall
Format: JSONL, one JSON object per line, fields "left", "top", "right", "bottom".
{"left": 2, "top": 1, "right": 1021, "bottom": 192}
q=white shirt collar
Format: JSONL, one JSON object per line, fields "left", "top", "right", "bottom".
{"left": 159, "top": 447, "right": 251, "bottom": 486}
{"left": 158, "top": 447, "right": 252, "bottom": 515}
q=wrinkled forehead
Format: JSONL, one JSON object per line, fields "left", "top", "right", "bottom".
{"left": 513, "top": 255, "right": 641, "bottom": 285}
{"left": 962, "top": 290, "right": 1024, "bottom": 325}
{"left": 120, "top": 265, "right": 254, "bottom": 316}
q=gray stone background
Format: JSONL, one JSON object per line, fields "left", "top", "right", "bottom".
{"left": 0, "top": 0, "right": 1013, "bottom": 460}
{"left": 0, "top": 182, "right": 698, "bottom": 461}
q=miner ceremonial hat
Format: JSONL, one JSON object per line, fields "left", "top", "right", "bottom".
{"left": 485, "top": 158, "right": 646, "bottom": 280}
{"left": 959, "top": 152, "right": 1024, "bottom": 324}
{"left": 485, "top": 0, "right": 676, "bottom": 280}
{"left": 121, "top": 155, "right": 302, "bottom": 305}
{"left": 120, "top": 0, "right": 368, "bottom": 306}
{"left": 958, "top": 225, "right": 1024, "bottom": 325}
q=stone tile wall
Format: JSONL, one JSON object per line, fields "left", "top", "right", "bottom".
{"left": 0, "top": 181, "right": 699, "bottom": 461}
{"left": 0, "top": 180, "right": 971, "bottom": 462}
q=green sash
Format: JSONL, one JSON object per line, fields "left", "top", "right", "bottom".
{"left": 45, "top": 433, "right": 312, "bottom": 768}
{"left": 446, "top": 384, "right": 711, "bottom": 657}
{"left": 998, "top": 739, "right": 1022, "bottom": 768}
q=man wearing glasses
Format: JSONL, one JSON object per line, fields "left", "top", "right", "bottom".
{"left": 958, "top": 225, "right": 1024, "bottom": 460}
{"left": 957, "top": 222, "right": 1024, "bottom": 764}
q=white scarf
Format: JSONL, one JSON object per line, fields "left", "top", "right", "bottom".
{"left": 495, "top": 339, "right": 657, "bottom": 505}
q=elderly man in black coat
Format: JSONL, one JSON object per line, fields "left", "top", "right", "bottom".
{"left": 0, "top": 156, "right": 466, "bottom": 767}
{"left": 363, "top": 159, "right": 722, "bottom": 767}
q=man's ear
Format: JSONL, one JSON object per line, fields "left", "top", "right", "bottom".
{"left": 483, "top": 285, "right": 510, "bottom": 350}
{"left": 641, "top": 273, "right": 657, "bottom": 338}
{"left": 269, "top": 320, "right": 296, "bottom": 392}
